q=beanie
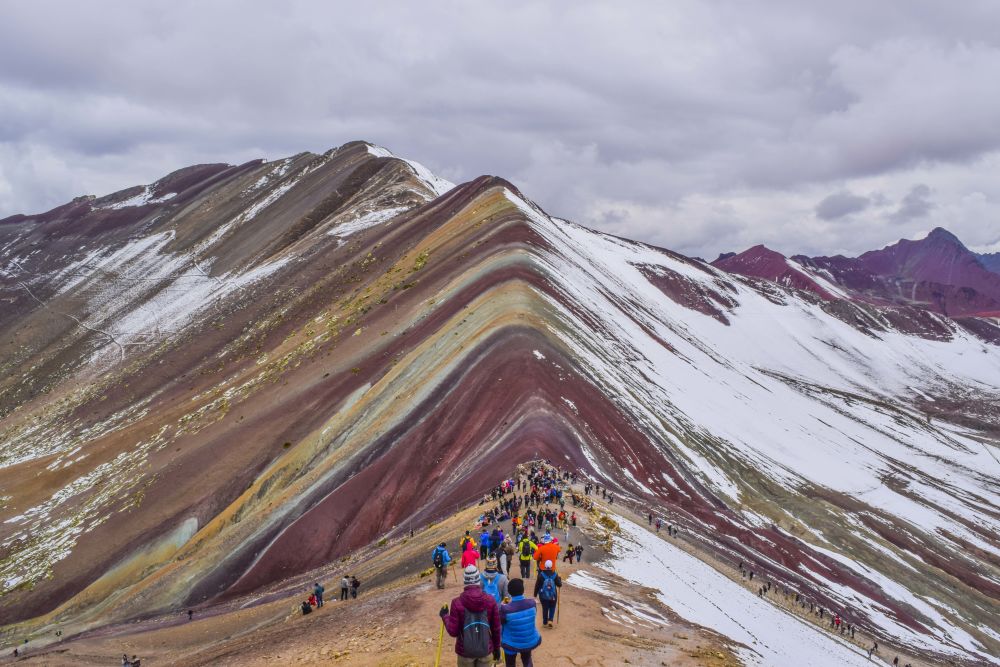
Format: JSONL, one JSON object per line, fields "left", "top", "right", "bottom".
{"left": 485, "top": 556, "right": 497, "bottom": 571}
{"left": 464, "top": 565, "right": 481, "bottom": 586}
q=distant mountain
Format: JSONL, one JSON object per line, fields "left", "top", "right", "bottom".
{"left": 714, "top": 227, "right": 1000, "bottom": 317}
{"left": 978, "top": 250, "right": 1000, "bottom": 274}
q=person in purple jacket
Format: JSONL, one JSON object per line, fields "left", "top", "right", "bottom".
{"left": 440, "top": 565, "right": 502, "bottom": 666}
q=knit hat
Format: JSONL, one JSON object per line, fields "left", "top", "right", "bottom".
{"left": 543, "top": 560, "right": 554, "bottom": 570}
{"left": 485, "top": 556, "right": 497, "bottom": 571}
{"left": 464, "top": 565, "right": 481, "bottom": 586}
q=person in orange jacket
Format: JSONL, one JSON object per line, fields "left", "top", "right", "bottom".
{"left": 532, "top": 533, "right": 561, "bottom": 576}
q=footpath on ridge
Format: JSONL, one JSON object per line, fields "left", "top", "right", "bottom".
{"left": 6, "top": 461, "right": 742, "bottom": 666}
{"left": 11, "top": 460, "right": 931, "bottom": 667}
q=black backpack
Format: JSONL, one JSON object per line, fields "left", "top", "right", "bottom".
{"left": 433, "top": 549, "right": 444, "bottom": 568}
{"left": 461, "top": 609, "right": 491, "bottom": 658}
{"left": 520, "top": 541, "right": 532, "bottom": 558}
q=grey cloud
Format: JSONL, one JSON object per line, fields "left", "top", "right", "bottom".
{"left": 890, "top": 184, "right": 935, "bottom": 223}
{"left": 1, "top": 0, "right": 1000, "bottom": 258}
{"left": 815, "top": 191, "right": 870, "bottom": 220}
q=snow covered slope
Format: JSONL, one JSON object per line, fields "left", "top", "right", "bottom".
{"left": 1, "top": 145, "right": 997, "bottom": 665}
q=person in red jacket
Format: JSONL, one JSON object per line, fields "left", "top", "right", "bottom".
{"left": 440, "top": 565, "right": 502, "bottom": 666}
{"left": 461, "top": 540, "right": 480, "bottom": 569}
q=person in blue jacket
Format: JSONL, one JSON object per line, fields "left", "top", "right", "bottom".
{"left": 431, "top": 542, "right": 452, "bottom": 589}
{"left": 500, "top": 578, "right": 542, "bottom": 666}
{"left": 479, "top": 528, "right": 491, "bottom": 559}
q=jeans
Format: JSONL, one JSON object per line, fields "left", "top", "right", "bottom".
{"left": 315, "top": 594, "right": 323, "bottom": 607}
{"left": 504, "top": 649, "right": 533, "bottom": 667}
{"left": 540, "top": 599, "right": 557, "bottom": 624}
{"left": 340, "top": 588, "right": 349, "bottom": 600}
{"left": 519, "top": 560, "right": 531, "bottom": 578}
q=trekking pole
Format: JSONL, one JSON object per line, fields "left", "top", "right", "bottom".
{"left": 556, "top": 593, "right": 561, "bottom": 625}
{"left": 451, "top": 563, "right": 458, "bottom": 583}
{"left": 434, "top": 621, "right": 445, "bottom": 667}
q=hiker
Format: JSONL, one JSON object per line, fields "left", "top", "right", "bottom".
{"left": 462, "top": 539, "right": 480, "bottom": 568}
{"left": 481, "top": 556, "right": 509, "bottom": 605}
{"left": 314, "top": 581, "right": 325, "bottom": 607}
{"left": 479, "top": 528, "right": 491, "bottom": 559}
{"left": 562, "top": 544, "right": 575, "bottom": 564}
{"left": 893, "top": 657, "right": 899, "bottom": 666}
{"left": 308, "top": 592, "right": 318, "bottom": 607}
{"left": 340, "top": 575, "right": 350, "bottom": 600}
{"left": 187, "top": 609, "right": 193, "bottom": 621}
{"left": 574, "top": 544, "right": 583, "bottom": 563}
{"left": 500, "top": 578, "right": 542, "bottom": 666}
{"left": 533, "top": 560, "right": 562, "bottom": 628}
{"left": 499, "top": 535, "right": 516, "bottom": 578}
{"left": 533, "top": 534, "right": 560, "bottom": 576}
{"left": 301, "top": 600, "right": 312, "bottom": 615}
{"left": 655, "top": 518, "right": 662, "bottom": 532}
{"left": 460, "top": 531, "right": 477, "bottom": 552}
{"left": 648, "top": 512, "right": 653, "bottom": 525}
{"left": 351, "top": 575, "right": 360, "bottom": 599}
{"left": 131, "top": 656, "right": 141, "bottom": 667}
{"left": 433, "top": 542, "right": 453, "bottom": 589}
{"left": 517, "top": 533, "right": 537, "bottom": 578}
{"left": 122, "top": 654, "right": 129, "bottom": 666}
{"left": 440, "top": 565, "right": 502, "bottom": 666}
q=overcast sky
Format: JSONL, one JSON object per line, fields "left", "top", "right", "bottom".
{"left": 2, "top": 1, "right": 999, "bottom": 259}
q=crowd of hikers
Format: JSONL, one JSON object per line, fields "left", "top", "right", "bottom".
{"left": 435, "top": 462, "right": 573, "bottom": 666}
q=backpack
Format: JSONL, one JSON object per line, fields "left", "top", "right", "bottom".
{"left": 520, "top": 541, "right": 532, "bottom": 558}
{"left": 461, "top": 609, "right": 491, "bottom": 658}
{"left": 482, "top": 574, "right": 501, "bottom": 603}
{"left": 461, "top": 537, "right": 470, "bottom": 550}
{"left": 539, "top": 572, "right": 557, "bottom": 601}
{"left": 433, "top": 548, "right": 445, "bottom": 568}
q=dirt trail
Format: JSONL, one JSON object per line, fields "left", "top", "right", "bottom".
{"left": 6, "top": 478, "right": 740, "bottom": 666}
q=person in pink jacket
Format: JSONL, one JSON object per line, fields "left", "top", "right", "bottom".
{"left": 461, "top": 541, "right": 480, "bottom": 569}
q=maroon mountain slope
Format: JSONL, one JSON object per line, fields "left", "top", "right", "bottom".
{"left": 710, "top": 244, "right": 840, "bottom": 299}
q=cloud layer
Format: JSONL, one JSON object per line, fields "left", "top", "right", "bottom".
{"left": 1, "top": 0, "right": 998, "bottom": 258}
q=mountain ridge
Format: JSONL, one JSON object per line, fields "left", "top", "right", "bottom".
{"left": 2, "top": 142, "right": 998, "bottom": 665}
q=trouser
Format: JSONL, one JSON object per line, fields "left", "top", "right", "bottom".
{"left": 435, "top": 567, "right": 447, "bottom": 589}
{"left": 341, "top": 588, "right": 349, "bottom": 600}
{"left": 480, "top": 545, "right": 488, "bottom": 559}
{"left": 540, "top": 599, "right": 557, "bottom": 624}
{"left": 351, "top": 588, "right": 357, "bottom": 599}
{"left": 457, "top": 656, "right": 493, "bottom": 667}
{"left": 315, "top": 594, "right": 323, "bottom": 607}
{"left": 504, "top": 649, "right": 534, "bottom": 667}
{"left": 519, "top": 560, "right": 531, "bottom": 578}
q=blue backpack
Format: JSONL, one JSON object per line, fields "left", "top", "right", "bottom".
{"left": 482, "top": 574, "right": 501, "bottom": 603}
{"left": 539, "top": 571, "right": 557, "bottom": 601}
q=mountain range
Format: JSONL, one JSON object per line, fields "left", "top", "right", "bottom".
{"left": 1, "top": 142, "right": 998, "bottom": 665}
{"left": 713, "top": 227, "right": 1000, "bottom": 318}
